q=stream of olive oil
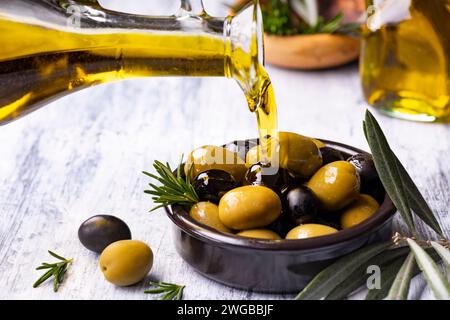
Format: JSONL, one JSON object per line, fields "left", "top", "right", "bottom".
{"left": 0, "top": 16, "right": 277, "bottom": 156}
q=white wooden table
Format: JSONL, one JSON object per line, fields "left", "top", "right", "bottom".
{"left": 0, "top": 0, "right": 449, "bottom": 300}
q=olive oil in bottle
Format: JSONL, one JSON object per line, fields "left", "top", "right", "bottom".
{"left": 361, "top": 0, "right": 450, "bottom": 122}
{"left": 0, "top": 17, "right": 227, "bottom": 124}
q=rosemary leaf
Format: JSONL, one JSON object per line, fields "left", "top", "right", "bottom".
{"left": 175, "top": 286, "right": 185, "bottom": 300}
{"left": 296, "top": 241, "right": 392, "bottom": 300}
{"left": 33, "top": 268, "right": 55, "bottom": 288}
{"left": 48, "top": 250, "right": 67, "bottom": 261}
{"left": 145, "top": 281, "right": 185, "bottom": 300}
{"left": 143, "top": 157, "right": 199, "bottom": 211}
{"left": 33, "top": 251, "right": 72, "bottom": 292}
{"left": 364, "top": 111, "right": 416, "bottom": 235}
{"left": 407, "top": 238, "right": 450, "bottom": 300}
{"left": 386, "top": 252, "right": 415, "bottom": 300}
{"left": 161, "top": 290, "right": 179, "bottom": 301}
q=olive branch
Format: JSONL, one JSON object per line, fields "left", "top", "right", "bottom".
{"left": 296, "top": 110, "right": 450, "bottom": 300}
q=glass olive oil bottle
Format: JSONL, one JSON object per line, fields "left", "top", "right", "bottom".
{"left": 0, "top": 0, "right": 278, "bottom": 170}
{"left": 361, "top": 0, "right": 450, "bottom": 122}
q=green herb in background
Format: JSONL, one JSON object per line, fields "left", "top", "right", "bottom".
{"left": 33, "top": 250, "right": 73, "bottom": 292}
{"left": 231, "top": 0, "right": 361, "bottom": 36}
{"left": 145, "top": 281, "right": 185, "bottom": 300}
{"left": 296, "top": 110, "right": 450, "bottom": 300}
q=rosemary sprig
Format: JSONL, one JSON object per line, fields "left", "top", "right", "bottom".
{"left": 143, "top": 156, "right": 199, "bottom": 211}
{"left": 33, "top": 250, "right": 73, "bottom": 292}
{"left": 144, "top": 281, "right": 185, "bottom": 300}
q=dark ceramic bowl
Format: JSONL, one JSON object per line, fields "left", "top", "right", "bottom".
{"left": 165, "top": 139, "right": 396, "bottom": 293}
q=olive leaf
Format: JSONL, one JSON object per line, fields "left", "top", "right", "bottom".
{"left": 430, "top": 242, "right": 450, "bottom": 269}
{"left": 326, "top": 246, "right": 410, "bottom": 300}
{"left": 364, "top": 110, "right": 443, "bottom": 237}
{"left": 395, "top": 154, "right": 443, "bottom": 237}
{"left": 296, "top": 241, "right": 392, "bottom": 300}
{"left": 407, "top": 238, "right": 450, "bottom": 300}
{"left": 386, "top": 252, "right": 415, "bottom": 300}
{"left": 363, "top": 111, "right": 416, "bottom": 235}
{"left": 365, "top": 246, "right": 442, "bottom": 300}
{"left": 431, "top": 242, "right": 450, "bottom": 281}
{"left": 365, "top": 256, "right": 406, "bottom": 300}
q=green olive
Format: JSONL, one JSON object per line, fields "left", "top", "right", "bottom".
{"left": 341, "top": 194, "right": 379, "bottom": 229}
{"left": 185, "top": 145, "right": 246, "bottom": 183}
{"left": 307, "top": 161, "right": 360, "bottom": 211}
{"left": 286, "top": 224, "right": 338, "bottom": 239}
{"left": 99, "top": 240, "right": 153, "bottom": 286}
{"left": 189, "top": 202, "right": 232, "bottom": 233}
{"left": 310, "top": 138, "right": 326, "bottom": 149}
{"left": 219, "top": 186, "right": 282, "bottom": 230}
{"left": 237, "top": 229, "right": 281, "bottom": 240}
{"left": 245, "top": 132, "right": 322, "bottom": 178}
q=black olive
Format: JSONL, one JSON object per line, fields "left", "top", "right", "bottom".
{"left": 267, "top": 212, "right": 296, "bottom": 238}
{"left": 244, "top": 162, "right": 291, "bottom": 193}
{"left": 223, "top": 139, "right": 259, "bottom": 161}
{"left": 78, "top": 215, "right": 132, "bottom": 253}
{"left": 193, "top": 170, "right": 239, "bottom": 203}
{"left": 362, "top": 179, "right": 385, "bottom": 204}
{"left": 320, "top": 147, "right": 345, "bottom": 165}
{"left": 283, "top": 186, "right": 319, "bottom": 225}
{"left": 347, "top": 153, "right": 379, "bottom": 184}
{"left": 347, "top": 153, "right": 384, "bottom": 202}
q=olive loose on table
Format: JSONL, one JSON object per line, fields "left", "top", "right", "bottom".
{"left": 307, "top": 161, "right": 360, "bottom": 211}
{"left": 246, "top": 132, "right": 323, "bottom": 178}
{"left": 340, "top": 194, "right": 380, "bottom": 229}
{"left": 219, "top": 186, "right": 282, "bottom": 230}
{"left": 320, "top": 147, "right": 345, "bottom": 165}
{"left": 244, "top": 162, "right": 291, "bottom": 193}
{"left": 237, "top": 229, "right": 281, "bottom": 240}
{"left": 99, "top": 240, "right": 153, "bottom": 286}
{"left": 185, "top": 145, "right": 247, "bottom": 183}
{"left": 286, "top": 224, "right": 338, "bottom": 239}
{"left": 189, "top": 202, "right": 232, "bottom": 233}
{"left": 78, "top": 215, "right": 132, "bottom": 253}
{"left": 193, "top": 170, "right": 238, "bottom": 203}
{"left": 283, "top": 186, "right": 319, "bottom": 225}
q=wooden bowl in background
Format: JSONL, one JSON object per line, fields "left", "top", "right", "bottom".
{"left": 232, "top": 0, "right": 365, "bottom": 70}
{"left": 264, "top": 33, "right": 360, "bottom": 69}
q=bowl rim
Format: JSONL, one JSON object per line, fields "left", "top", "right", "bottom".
{"left": 164, "top": 138, "right": 397, "bottom": 251}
